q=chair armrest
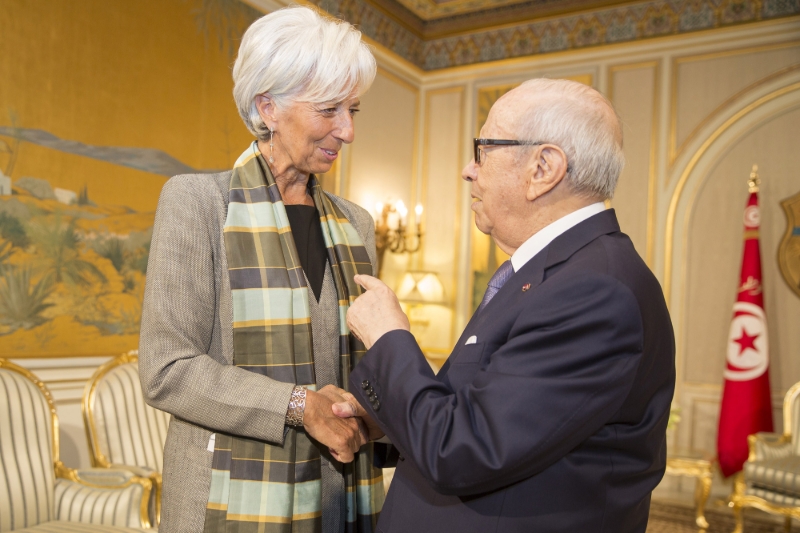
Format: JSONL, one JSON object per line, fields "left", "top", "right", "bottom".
{"left": 747, "top": 432, "right": 791, "bottom": 461}
{"left": 107, "top": 464, "right": 162, "bottom": 526}
{"left": 54, "top": 462, "right": 153, "bottom": 528}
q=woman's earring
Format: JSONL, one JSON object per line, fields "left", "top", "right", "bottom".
{"left": 268, "top": 127, "right": 275, "bottom": 164}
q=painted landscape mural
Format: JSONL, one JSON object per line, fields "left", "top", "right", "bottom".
{"left": 0, "top": 0, "right": 260, "bottom": 356}
{"left": 0, "top": 126, "right": 207, "bottom": 355}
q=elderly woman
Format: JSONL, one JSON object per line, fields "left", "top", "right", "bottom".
{"left": 139, "top": 7, "right": 384, "bottom": 533}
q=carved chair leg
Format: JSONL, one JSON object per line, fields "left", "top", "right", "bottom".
{"left": 732, "top": 473, "right": 746, "bottom": 533}
{"left": 694, "top": 471, "right": 712, "bottom": 529}
{"left": 732, "top": 503, "right": 744, "bottom": 533}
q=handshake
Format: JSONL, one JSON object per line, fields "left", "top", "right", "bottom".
{"left": 302, "top": 385, "right": 385, "bottom": 463}
{"left": 300, "top": 274, "right": 412, "bottom": 462}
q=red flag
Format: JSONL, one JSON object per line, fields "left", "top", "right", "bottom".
{"left": 717, "top": 181, "right": 774, "bottom": 478}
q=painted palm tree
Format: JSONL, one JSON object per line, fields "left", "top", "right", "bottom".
{"left": 30, "top": 216, "right": 106, "bottom": 286}
{"left": 0, "top": 267, "right": 54, "bottom": 332}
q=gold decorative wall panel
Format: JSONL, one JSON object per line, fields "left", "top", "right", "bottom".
{"left": 608, "top": 61, "right": 660, "bottom": 267}
{"left": 669, "top": 41, "right": 800, "bottom": 168}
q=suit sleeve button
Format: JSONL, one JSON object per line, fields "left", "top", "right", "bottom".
{"left": 361, "top": 380, "right": 370, "bottom": 390}
{"left": 373, "top": 401, "right": 381, "bottom": 411}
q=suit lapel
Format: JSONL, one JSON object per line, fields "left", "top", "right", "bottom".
{"left": 439, "top": 210, "right": 621, "bottom": 379}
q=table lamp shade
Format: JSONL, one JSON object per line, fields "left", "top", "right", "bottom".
{"left": 396, "top": 271, "right": 445, "bottom": 304}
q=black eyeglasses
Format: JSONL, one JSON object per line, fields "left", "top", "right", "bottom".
{"left": 473, "top": 138, "right": 543, "bottom": 164}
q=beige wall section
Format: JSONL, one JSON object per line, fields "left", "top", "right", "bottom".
{"left": 415, "top": 87, "right": 465, "bottom": 361}
{"left": 684, "top": 106, "right": 800, "bottom": 389}
{"left": 672, "top": 43, "right": 800, "bottom": 162}
{"left": 609, "top": 63, "right": 658, "bottom": 264}
{"left": 346, "top": 69, "right": 419, "bottom": 289}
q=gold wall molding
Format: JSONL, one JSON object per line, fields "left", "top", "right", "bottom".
{"left": 664, "top": 81, "right": 800, "bottom": 310}
{"left": 608, "top": 60, "right": 661, "bottom": 267}
{"left": 668, "top": 40, "right": 800, "bottom": 170}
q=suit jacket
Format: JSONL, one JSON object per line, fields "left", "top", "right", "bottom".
{"left": 350, "top": 209, "right": 675, "bottom": 533}
{"left": 139, "top": 172, "right": 377, "bottom": 533}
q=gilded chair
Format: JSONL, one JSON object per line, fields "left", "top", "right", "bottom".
{"left": 82, "top": 352, "right": 169, "bottom": 526}
{"left": 0, "top": 358, "right": 153, "bottom": 532}
{"left": 732, "top": 381, "right": 800, "bottom": 532}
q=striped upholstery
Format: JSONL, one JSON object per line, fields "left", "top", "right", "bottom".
{"left": 746, "top": 485, "right": 800, "bottom": 507}
{"left": 54, "top": 478, "right": 144, "bottom": 527}
{"left": 12, "top": 521, "right": 148, "bottom": 532}
{"left": 0, "top": 367, "right": 56, "bottom": 532}
{"left": 752, "top": 432, "right": 793, "bottom": 461}
{"left": 745, "top": 456, "right": 800, "bottom": 498}
{"left": 86, "top": 360, "right": 169, "bottom": 472}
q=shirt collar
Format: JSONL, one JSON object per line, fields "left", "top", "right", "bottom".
{"left": 510, "top": 202, "right": 607, "bottom": 272}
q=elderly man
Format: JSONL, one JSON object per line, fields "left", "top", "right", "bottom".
{"left": 339, "top": 78, "right": 675, "bottom": 532}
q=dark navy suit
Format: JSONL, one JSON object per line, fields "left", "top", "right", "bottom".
{"left": 350, "top": 209, "right": 675, "bottom": 533}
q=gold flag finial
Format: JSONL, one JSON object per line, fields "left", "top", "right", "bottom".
{"left": 748, "top": 164, "right": 760, "bottom": 193}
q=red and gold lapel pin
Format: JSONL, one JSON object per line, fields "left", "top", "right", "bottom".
{"left": 522, "top": 283, "right": 531, "bottom": 292}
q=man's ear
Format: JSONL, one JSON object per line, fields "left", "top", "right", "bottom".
{"left": 255, "top": 94, "right": 277, "bottom": 129}
{"left": 526, "top": 145, "right": 568, "bottom": 201}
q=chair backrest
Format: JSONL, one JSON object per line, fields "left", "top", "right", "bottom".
{"left": 0, "top": 359, "right": 56, "bottom": 532}
{"left": 785, "top": 381, "right": 800, "bottom": 454}
{"left": 83, "top": 353, "right": 170, "bottom": 472}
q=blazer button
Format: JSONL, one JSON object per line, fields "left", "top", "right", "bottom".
{"left": 361, "top": 380, "right": 370, "bottom": 390}
{"left": 368, "top": 393, "right": 377, "bottom": 402}
{"left": 373, "top": 400, "right": 381, "bottom": 411}
{"left": 398, "top": 454, "right": 404, "bottom": 461}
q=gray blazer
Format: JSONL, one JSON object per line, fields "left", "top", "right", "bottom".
{"left": 139, "top": 172, "right": 377, "bottom": 533}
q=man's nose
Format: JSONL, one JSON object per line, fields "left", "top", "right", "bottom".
{"left": 462, "top": 160, "right": 477, "bottom": 182}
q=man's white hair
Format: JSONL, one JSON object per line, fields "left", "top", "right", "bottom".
{"left": 515, "top": 78, "right": 624, "bottom": 200}
{"left": 233, "top": 6, "right": 376, "bottom": 139}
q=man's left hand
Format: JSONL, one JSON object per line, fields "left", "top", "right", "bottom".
{"left": 347, "top": 275, "right": 410, "bottom": 349}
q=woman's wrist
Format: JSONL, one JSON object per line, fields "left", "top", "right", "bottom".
{"left": 285, "top": 385, "right": 307, "bottom": 426}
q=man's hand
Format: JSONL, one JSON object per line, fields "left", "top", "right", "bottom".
{"left": 326, "top": 386, "right": 386, "bottom": 441}
{"left": 347, "top": 275, "right": 410, "bottom": 349}
{"left": 303, "top": 385, "right": 368, "bottom": 462}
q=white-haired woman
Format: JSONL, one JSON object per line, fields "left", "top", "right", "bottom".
{"left": 139, "top": 7, "right": 385, "bottom": 533}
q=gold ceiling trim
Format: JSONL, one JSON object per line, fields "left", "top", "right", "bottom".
{"left": 390, "top": 0, "right": 638, "bottom": 24}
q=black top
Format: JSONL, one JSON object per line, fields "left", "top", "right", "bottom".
{"left": 285, "top": 204, "right": 327, "bottom": 301}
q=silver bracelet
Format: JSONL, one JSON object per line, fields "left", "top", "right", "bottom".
{"left": 286, "top": 385, "right": 307, "bottom": 427}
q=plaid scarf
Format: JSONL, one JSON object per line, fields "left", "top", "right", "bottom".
{"left": 204, "top": 142, "right": 384, "bottom": 532}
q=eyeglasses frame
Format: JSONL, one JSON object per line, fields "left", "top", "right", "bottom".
{"left": 473, "top": 138, "right": 571, "bottom": 172}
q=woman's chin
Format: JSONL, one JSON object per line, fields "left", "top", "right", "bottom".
{"left": 309, "top": 162, "right": 334, "bottom": 175}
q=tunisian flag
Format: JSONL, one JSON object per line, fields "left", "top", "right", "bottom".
{"left": 717, "top": 188, "right": 774, "bottom": 478}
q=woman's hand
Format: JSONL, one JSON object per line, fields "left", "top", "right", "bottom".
{"left": 328, "top": 387, "right": 385, "bottom": 441}
{"left": 303, "top": 385, "right": 368, "bottom": 462}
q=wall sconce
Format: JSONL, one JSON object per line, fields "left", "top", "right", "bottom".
{"left": 396, "top": 270, "right": 446, "bottom": 329}
{"left": 374, "top": 200, "right": 423, "bottom": 278}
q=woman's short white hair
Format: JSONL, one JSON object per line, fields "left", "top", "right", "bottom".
{"left": 233, "top": 6, "right": 376, "bottom": 139}
{"left": 515, "top": 78, "right": 625, "bottom": 200}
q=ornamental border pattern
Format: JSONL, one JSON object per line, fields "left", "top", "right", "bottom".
{"left": 309, "top": 0, "right": 800, "bottom": 70}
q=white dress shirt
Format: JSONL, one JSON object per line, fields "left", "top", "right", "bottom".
{"left": 510, "top": 202, "right": 606, "bottom": 273}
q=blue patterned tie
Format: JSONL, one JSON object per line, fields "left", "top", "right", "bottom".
{"left": 479, "top": 260, "right": 514, "bottom": 311}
